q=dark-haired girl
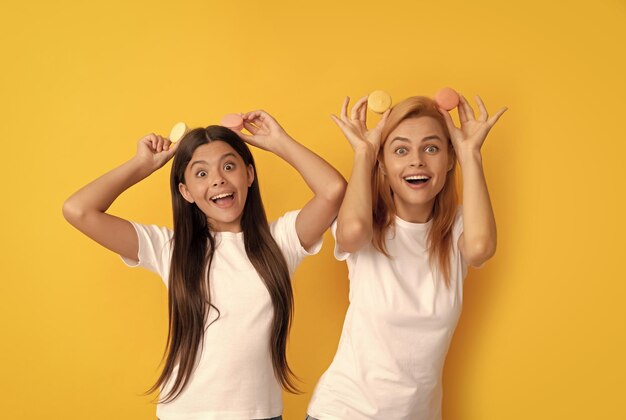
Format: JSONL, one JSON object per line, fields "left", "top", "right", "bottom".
{"left": 63, "top": 110, "right": 346, "bottom": 420}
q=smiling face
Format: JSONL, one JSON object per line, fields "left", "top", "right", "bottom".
{"left": 380, "top": 116, "right": 454, "bottom": 223}
{"left": 178, "top": 141, "right": 254, "bottom": 232}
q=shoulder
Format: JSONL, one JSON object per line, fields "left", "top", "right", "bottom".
{"left": 130, "top": 221, "right": 174, "bottom": 246}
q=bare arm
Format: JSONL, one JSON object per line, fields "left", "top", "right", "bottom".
{"left": 238, "top": 111, "right": 346, "bottom": 251}
{"left": 330, "top": 96, "right": 390, "bottom": 253}
{"left": 439, "top": 95, "right": 507, "bottom": 267}
{"left": 62, "top": 134, "right": 178, "bottom": 261}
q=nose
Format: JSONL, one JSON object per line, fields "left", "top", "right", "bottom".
{"left": 409, "top": 150, "right": 425, "bottom": 168}
{"left": 210, "top": 173, "right": 226, "bottom": 187}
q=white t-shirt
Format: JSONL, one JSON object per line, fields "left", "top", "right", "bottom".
{"left": 121, "top": 210, "right": 322, "bottom": 420}
{"left": 307, "top": 207, "right": 467, "bottom": 420}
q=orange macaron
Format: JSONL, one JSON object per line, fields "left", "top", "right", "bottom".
{"left": 434, "top": 87, "right": 460, "bottom": 111}
{"left": 220, "top": 114, "right": 244, "bottom": 131}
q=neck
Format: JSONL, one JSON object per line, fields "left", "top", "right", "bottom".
{"left": 207, "top": 217, "right": 243, "bottom": 233}
{"left": 393, "top": 197, "right": 435, "bottom": 223}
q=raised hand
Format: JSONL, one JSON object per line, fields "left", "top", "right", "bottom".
{"left": 438, "top": 95, "right": 507, "bottom": 159}
{"left": 237, "top": 110, "right": 290, "bottom": 153}
{"left": 135, "top": 133, "right": 179, "bottom": 172}
{"left": 331, "top": 96, "right": 390, "bottom": 156}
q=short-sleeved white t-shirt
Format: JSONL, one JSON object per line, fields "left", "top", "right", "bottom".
{"left": 121, "top": 210, "right": 322, "bottom": 420}
{"left": 307, "top": 207, "right": 467, "bottom": 420}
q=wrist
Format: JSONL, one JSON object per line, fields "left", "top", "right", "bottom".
{"left": 354, "top": 145, "right": 378, "bottom": 167}
{"left": 456, "top": 149, "right": 483, "bottom": 168}
{"left": 270, "top": 133, "right": 297, "bottom": 156}
{"left": 128, "top": 156, "right": 159, "bottom": 178}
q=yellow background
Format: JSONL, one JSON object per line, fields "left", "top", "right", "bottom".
{"left": 1, "top": 0, "right": 625, "bottom": 418}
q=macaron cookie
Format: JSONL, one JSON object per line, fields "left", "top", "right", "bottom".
{"left": 220, "top": 113, "right": 244, "bottom": 131}
{"left": 368, "top": 90, "right": 392, "bottom": 114}
{"left": 434, "top": 87, "right": 460, "bottom": 111}
{"left": 169, "top": 122, "right": 189, "bottom": 143}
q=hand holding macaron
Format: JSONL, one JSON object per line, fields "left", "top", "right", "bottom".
{"left": 133, "top": 121, "right": 189, "bottom": 173}
{"left": 331, "top": 95, "right": 390, "bottom": 157}
{"left": 135, "top": 132, "right": 179, "bottom": 173}
{"left": 235, "top": 110, "right": 291, "bottom": 153}
{"left": 437, "top": 94, "right": 507, "bottom": 159}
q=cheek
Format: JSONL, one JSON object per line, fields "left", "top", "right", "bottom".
{"left": 430, "top": 153, "right": 450, "bottom": 174}
{"left": 381, "top": 154, "right": 403, "bottom": 177}
{"left": 238, "top": 185, "right": 249, "bottom": 204}
{"left": 229, "top": 172, "right": 249, "bottom": 198}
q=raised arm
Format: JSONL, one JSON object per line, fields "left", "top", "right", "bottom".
{"left": 330, "top": 96, "right": 389, "bottom": 253}
{"left": 62, "top": 134, "right": 178, "bottom": 261}
{"left": 439, "top": 95, "right": 507, "bottom": 267}
{"left": 237, "top": 110, "right": 346, "bottom": 251}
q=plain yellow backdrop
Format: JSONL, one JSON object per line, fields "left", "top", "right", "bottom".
{"left": 1, "top": 0, "right": 625, "bottom": 419}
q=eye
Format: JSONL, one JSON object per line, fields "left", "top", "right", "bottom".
{"left": 224, "top": 162, "right": 235, "bottom": 171}
{"left": 196, "top": 170, "right": 207, "bottom": 177}
{"left": 394, "top": 147, "right": 408, "bottom": 156}
{"left": 424, "top": 145, "right": 439, "bottom": 154}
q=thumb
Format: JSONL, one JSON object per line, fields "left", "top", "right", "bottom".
{"left": 375, "top": 109, "right": 391, "bottom": 132}
{"left": 167, "top": 140, "right": 180, "bottom": 156}
{"left": 236, "top": 131, "right": 256, "bottom": 144}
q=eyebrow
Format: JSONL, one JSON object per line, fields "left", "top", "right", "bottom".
{"left": 389, "top": 135, "right": 443, "bottom": 146}
{"left": 190, "top": 152, "right": 237, "bottom": 168}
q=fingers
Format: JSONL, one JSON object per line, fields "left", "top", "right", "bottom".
{"left": 145, "top": 133, "right": 164, "bottom": 152}
{"left": 162, "top": 138, "right": 179, "bottom": 159}
{"left": 475, "top": 95, "right": 489, "bottom": 122}
{"left": 488, "top": 106, "right": 508, "bottom": 127}
{"left": 330, "top": 114, "right": 348, "bottom": 130}
{"left": 437, "top": 107, "right": 457, "bottom": 134}
{"left": 236, "top": 130, "right": 255, "bottom": 143}
{"left": 358, "top": 96, "right": 369, "bottom": 126}
{"left": 331, "top": 114, "right": 364, "bottom": 150}
{"left": 350, "top": 96, "right": 368, "bottom": 121}
{"left": 141, "top": 133, "right": 176, "bottom": 154}
{"left": 167, "top": 139, "right": 179, "bottom": 154}
{"left": 243, "top": 121, "right": 260, "bottom": 135}
{"left": 331, "top": 114, "right": 357, "bottom": 139}
{"left": 158, "top": 135, "right": 167, "bottom": 152}
{"left": 243, "top": 110, "right": 269, "bottom": 125}
{"left": 460, "top": 95, "right": 476, "bottom": 121}
{"left": 340, "top": 97, "right": 350, "bottom": 120}
{"left": 142, "top": 133, "right": 157, "bottom": 150}
{"left": 375, "top": 109, "right": 391, "bottom": 131}
{"left": 457, "top": 97, "right": 468, "bottom": 123}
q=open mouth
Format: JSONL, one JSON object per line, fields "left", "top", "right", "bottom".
{"left": 210, "top": 192, "right": 235, "bottom": 206}
{"left": 404, "top": 175, "right": 431, "bottom": 185}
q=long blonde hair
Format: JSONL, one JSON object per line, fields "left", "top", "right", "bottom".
{"left": 373, "top": 96, "right": 458, "bottom": 285}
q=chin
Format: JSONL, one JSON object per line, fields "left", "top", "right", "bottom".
{"left": 393, "top": 192, "right": 437, "bottom": 209}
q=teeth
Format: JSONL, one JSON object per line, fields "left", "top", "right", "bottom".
{"left": 404, "top": 175, "right": 430, "bottom": 180}
{"left": 211, "top": 192, "right": 234, "bottom": 201}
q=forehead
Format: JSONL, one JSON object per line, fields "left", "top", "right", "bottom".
{"left": 385, "top": 116, "right": 446, "bottom": 143}
{"left": 188, "top": 140, "right": 241, "bottom": 165}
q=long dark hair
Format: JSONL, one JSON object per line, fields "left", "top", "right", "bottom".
{"left": 146, "top": 125, "right": 298, "bottom": 402}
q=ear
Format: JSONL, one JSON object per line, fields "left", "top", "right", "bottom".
{"left": 178, "top": 182, "right": 194, "bottom": 203}
{"left": 247, "top": 164, "right": 255, "bottom": 187}
{"left": 447, "top": 146, "right": 456, "bottom": 172}
{"left": 377, "top": 159, "right": 387, "bottom": 176}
